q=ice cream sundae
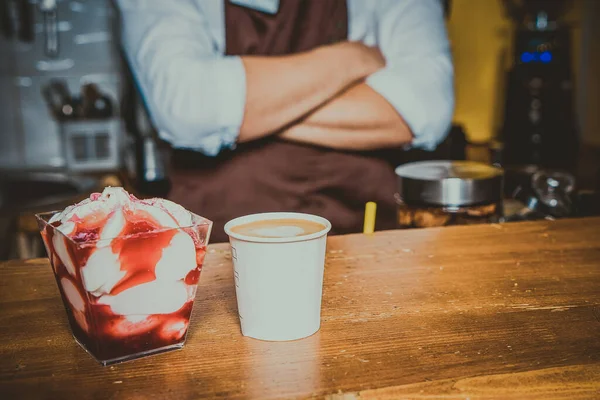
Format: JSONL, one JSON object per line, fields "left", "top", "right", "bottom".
{"left": 36, "top": 187, "right": 212, "bottom": 365}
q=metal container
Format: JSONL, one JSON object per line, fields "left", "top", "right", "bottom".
{"left": 395, "top": 161, "right": 504, "bottom": 228}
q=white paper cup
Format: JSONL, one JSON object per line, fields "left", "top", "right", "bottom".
{"left": 224, "top": 212, "right": 331, "bottom": 341}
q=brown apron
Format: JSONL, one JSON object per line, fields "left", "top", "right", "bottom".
{"left": 169, "top": 0, "right": 399, "bottom": 243}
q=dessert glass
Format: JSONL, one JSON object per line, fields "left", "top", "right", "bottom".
{"left": 36, "top": 210, "right": 212, "bottom": 365}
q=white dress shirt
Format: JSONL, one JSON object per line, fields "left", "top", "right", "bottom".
{"left": 115, "top": 0, "right": 454, "bottom": 156}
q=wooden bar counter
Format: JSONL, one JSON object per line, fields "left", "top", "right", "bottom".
{"left": 1, "top": 218, "right": 600, "bottom": 399}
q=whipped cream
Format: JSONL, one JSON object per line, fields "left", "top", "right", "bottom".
{"left": 44, "top": 187, "right": 208, "bottom": 334}
{"left": 49, "top": 187, "right": 195, "bottom": 239}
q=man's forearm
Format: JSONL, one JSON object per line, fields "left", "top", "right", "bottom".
{"left": 279, "top": 82, "right": 413, "bottom": 150}
{"left": 237, "top": 43, "right": 384, "bottom": 143}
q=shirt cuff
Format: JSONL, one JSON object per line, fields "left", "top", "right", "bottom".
{"left": 366, "top": 62, "right": 453, "bottom": 151}
{"left": 212, "top": 56, "right": 246, "bottom": 142}
{"left": 163, "top": 56, "right": 246, "bottom": 156}
{"left": 166, "top": 127, "right": 239, "bottom": 157}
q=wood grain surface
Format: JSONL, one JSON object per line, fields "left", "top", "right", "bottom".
{"left": 1, "top": 218, "right": 600, "bottom": 399}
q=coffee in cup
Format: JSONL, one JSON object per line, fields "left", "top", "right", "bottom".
{"left": 229, "top": 218, "right": 326, "bottom": 238}
{"left": 224, "top": 212, "right": 331, "bottom": 341}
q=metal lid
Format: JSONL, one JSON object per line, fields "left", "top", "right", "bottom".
{"left": 395, "top": 161, "right": 504, "bottom": 206}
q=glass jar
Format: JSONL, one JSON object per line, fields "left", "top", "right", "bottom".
{"left": 395, "top": 161, "right": 504, "bottom": 229}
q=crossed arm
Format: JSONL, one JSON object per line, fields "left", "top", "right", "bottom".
{"left": 278, "top": 81, "right": 413, "bottom": 150}
{"left": 238, "top": 42, "right": 413, "bottom": 150}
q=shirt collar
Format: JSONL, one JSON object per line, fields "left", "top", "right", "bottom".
{"left": 229, "top": 0, "right": 279, "bottom": 14}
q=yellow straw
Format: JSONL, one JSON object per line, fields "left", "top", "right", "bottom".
{"left": 363, "top": 202, "right": 377, "bottom": 234}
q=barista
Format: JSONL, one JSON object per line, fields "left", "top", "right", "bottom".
{"left": 116, "top": 0, "right": 454, "bottom": 242}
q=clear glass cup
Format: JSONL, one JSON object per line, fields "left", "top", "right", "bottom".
{"left": 36, "top": 210, "right": 212, "bottom": 366}
{"left": 531, "top": 170, "right": 575, "bottom": 217}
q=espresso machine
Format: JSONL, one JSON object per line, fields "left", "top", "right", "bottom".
{"left": 499, "top": 0, "right": 579, "bottom": 171}
{"left": 493, "top": 0, "right": 600, "bottom": 220}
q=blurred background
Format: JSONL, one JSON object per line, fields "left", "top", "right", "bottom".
{"left": 1, "top": 0, "right": 599, "bottom": 260}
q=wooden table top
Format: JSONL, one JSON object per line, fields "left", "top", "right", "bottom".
{"left": 1, "top": 218, "right": 600, "bottom": 399}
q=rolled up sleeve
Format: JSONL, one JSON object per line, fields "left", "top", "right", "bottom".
{"left": 366, "top": 0, "right": 454, "bottom": 150}
{"left": 116, "top": 0, "right": 246, "bottom": 156}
